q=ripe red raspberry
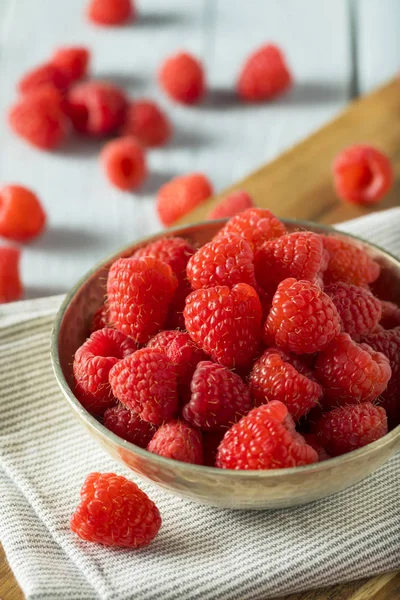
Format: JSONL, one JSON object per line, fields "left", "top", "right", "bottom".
{"left": 90, "top": 304, "right": 109, "bottom": 333}
{"left": 159, "top": 52, "right": 205, "bottom": 105}
{"left": 326, "top": 282, "right": 382, "bottom": 338}
{"left": 147, "top": 330, "right": 206, "bottom": 384}
{"left": 70, "top": 472, "right": 160, "bottom": 548}
{"left": 147, "top": 420, "right": 203, "bottom": 464}
{"left": 0, "top": 246, "right": 23, "bottom": 303}
{"left": 51, "top": 46, "right": 90, "bottom": 83}
{"left": 216, "top": 401, "right": 318, "bottom": 470}
{"left": 87, "top": 0, "right": 134, "bottom": 25}
{"left": 121, "top": 99, "right": 171, "bottom": 147}
{"left": 156, "top": 173, "right": 213, "bottom": 227}
{"left": 218, "top": 208, "right": 287, "bottom": 252}
{"left": 237, "top": 44, "right": 292, "bottom": 102}
{"left": 0, "top": 185, "right": 46, "bottom": 242}
{"left": 333, "top": 145, "right": 394, "bottom": 206}
{"left": 316, "top": 403, "right": 388, "bottom": 456}
{"left": 315, "top": 332, "right": 392, "bottom": 406}
{"left": 67, "top": 81, "right": 127, "bottom": 136}
{"left": 379, "top": 300, "right": 400, "bottom": 329}
{"left": 187, "top": 233, "right": 256, "bottom": 290}
{"left": 73, "top": 328, "right": 137, "bottom": 412}
{"left": 254, "top": 231, "right": 327, "bottom": 294}
{"left": 107, "top": 256, "right": 177, "bottom": 343}
{"left": 207, "top": 190, "right": 254, "bottom": 220}
{"left": 18, "top": 62, "right": 71, "bottom": 95}
{"left": 109, "top": 348, "right": 178, "bottom": 424}
{"left": 249, "top": 348, "right": 323, "bottom": 421}
{"left": 101, "top": 137, "right": 147, "bottom": 191}
{"left": 182, "top": 361, "right": 253, "bottom": 430}
{"left": 302, "top": 434, "right": 331, "bottom": 462}
{"left": 103, "top": 405, "right": 157, "bottom": 447}
{"left": 323, "top": 235, "right": 380, "bottom": 286}
{"left": 132, "top": 236, "right": 195, "bottom": 286}
{"left": 184, "top": 283, "right": 262, "bottom": 369}
{"left": 264, "top": 278, "right": 341, "bottom": 354}
{"left": 9, "top": 87, "right": 67, "bottom": 150}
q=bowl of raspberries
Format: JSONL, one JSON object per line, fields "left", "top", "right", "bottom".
{"left": 52, "top": 208, "right": 400, "bottom": 509}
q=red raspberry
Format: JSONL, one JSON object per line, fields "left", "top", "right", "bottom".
{"left": 103, "top": 405, "right": 157, "bottom": 447}
{"left": 315, "top": 332, "right": 392, "bottom": 406}
{"left": 0, "top": 246, "right": 23, "bottom": 303}
{"left": 264, "top": 278, "right": 341, "bottom": 354}
{"left": 379, "top": 300, "right": 400, "bottom": 329}
{"left": 121, "top": 99, "right": 171, "bottom": 148}
{"left": 107, "top": 256, "right": 177, "bottom": 344}
{"left": 87, "top": 0, "right": 134, "bottom": 25}
{"left": 101, "top": 137, "right": 147, "bottom": 191}
{"left": 159, "top": 52, "right": 205, "bottom": 105}
{"left": 249, "top": 348, "right": 323, "bottom": 420}
{"left": 183, "top": 361, "right": 253, "bottom": 430}
{"left": 51, "top": 46, "right": 90, "bottom": 83}
{"left": 218, "top": 208, "right": 287, "bottom": 252}
{"left": 0, "top": 185, "right": 46, "bottom": 242}
{"left": 73, "top": 328, "right": 137, "bottom": 412}
{"left": 203, "top": 430, "right": 226, "bottom": 467}
{"left": 67, "top": 81, "right": 127, "bottom": 136}
{"left": 216, "top": 401, "right": 318, "bottom": 469}
{"left": 90, "top": 304, "right": 109, "bottom": 333}
{"left": 333, "top": 145, "right": 394, "bottom": 206}
{"left": 9, "top": 87, "right": 67, "bottom": 150}
{"left": 147, "top": 420, "right": 203, "bottom": 464}
{"left": 156, "top": 173, "right": 213, "bottom": 227}
{"left": 132, "top": 236, "right": 195, "bottom": 285}
{"left": 70, "top": 472, "right": 160, "bottom": 548}
{"left": 187, "top": 233, "right": 256, "bottom": 290}
{"left": 147, "top": 330, "right": 206, "bottom": 384}
{"left": 302, "top": 434, "right": 331, "bottom": 462}
{"left": 326, "top": 282, "right": 382, "bottom": 338}
{"left": 316, "top": 403, "right": 388, "bottom": 456}
{"left": 18, "top": 62, "right": 71, "bottom": 95}
{"left": 254, "top": 231, "right": 327, "bottom": 295}
{"left": 184, "top": 283, "right": 262, "bottom": 369}
{"left": 207, "top": 190, "right": 254, "bottom": 220}
{"left": 323, "top": 235, "right": 380, "bottom": 286}
{"left": 237, "top": 44, "right": 292, "bottom": 102}
{"left": 109, "top": 348, "right": 178, "bottom": 424}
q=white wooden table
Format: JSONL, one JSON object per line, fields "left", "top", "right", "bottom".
{"left": 0, "top": 0, "right": 397, "bottom": 296}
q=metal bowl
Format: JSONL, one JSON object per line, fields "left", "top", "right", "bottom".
{"left": 51, "top": 219, "right": 400, "bottom": 509}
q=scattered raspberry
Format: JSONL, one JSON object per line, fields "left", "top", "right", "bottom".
{"left": 90, "top": 304, "right": 109, "bottom": 333}
{"left": 0, "top": 185, "right": 46, "bottom": 242}
{"left": 202, "top": 430, "right": 225, "bottom": 467}
{"left": 159, "top": 52, "right": 205, "bottom": 105}
{"left": 302, "top": 434, "right": 331, "bottom": 462}
{"left": 70, "top": 472, "right": 161, "bottom": 548}
{"left": 132, "top": 236, "right": 195, "bottom": 285}
{"left": 316, "top": 403, "right": 388, "bottom": 456}
{"left": 103, "top": 405, "right": 157, "bottom": 447}
{"left": 109, "top": 348, "right": 178, "bottom": 424}
{"left": 333, "top": 145, "right": 394, "bottom": 206}
{"left": 315, "top": 332, "right": 392, "bottom": 406}
{"left": 67, "top": 81, "right": 127, "bottom": 136}
{"left": 107, "top": 256, "right": 177, "bottom": 343}
{"left": 18, "top": 62, "right": 71, "bottom": 95}
{"left": 183, "top": 361, "right": 253, "bottom": 430}
{"left": 9, "top": 87, "right": 67, "bottom": 150}
{"left": 147, "top": 330, "right": 206, "bottom": 384}
{"left": 0, "top": 246, "right": 23, "bottom": 303}
{"left": 326, "top": 282, "right": 382, "bottom": 338}
{"left": 121, "top": 99, "right": 171, "bottom": 147}
{"left": 323, "top": 235, "right": 380, "bottom": 286}
{"left": 101, "top": 137, "right": 147, "bottom": 191}
{"left": 237, "top": 44, "right": 292, "bottom": 102}
{"left": 264, "top": 278, "right": 341, "bottom": 354}
{"left": 207, "top": 190, "right": 254, "bottom": 220}
{"left": 218, "top": 208, "right": 287, "bottom": 252}
{"left": 87, "top": 0, "right": 134, "bottom": 25}
{"left": 249, "top": 348, "right": 323, "bottom": 420}
{"left": 184, "top": 283, "right": 262, "bottom": 369}
{"left": 51, "top": 46, "right": 90, "bottom": 83}
{"left": 156, "top": 173, "right": 213, "bottom": 227}
{"left": 254, "top": 231, "right": 326, "bottom": 294}
{"left": 379, "top": 300, "right": 400, "bottom": 329}
{"left": 147, "top": 420, "right": 203, "bottom": 464}
{"left": 216, "top": 401, "right": 318, "bottom": 469}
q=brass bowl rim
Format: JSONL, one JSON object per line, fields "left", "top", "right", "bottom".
{"left": 51, "top": 217, "right": 400, "bottom": 477}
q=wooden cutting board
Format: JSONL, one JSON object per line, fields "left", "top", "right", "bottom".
{"left": 1, "top": 78, "right": 400, "bottom": 600}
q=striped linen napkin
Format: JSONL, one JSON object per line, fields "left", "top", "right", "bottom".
{"left": 1, "top": 209, "right": 399, "bottom": 600}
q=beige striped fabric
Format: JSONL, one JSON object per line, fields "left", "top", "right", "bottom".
{"left": 0, "top": 209, "right": 400, "bottom": 600}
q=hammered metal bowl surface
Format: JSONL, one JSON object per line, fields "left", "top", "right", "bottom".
{"left": 51, "top": 219, "right": 400, "bottom": 509}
